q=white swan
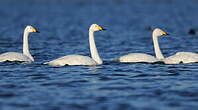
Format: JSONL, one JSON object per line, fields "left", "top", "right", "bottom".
{"left": 0, "top": 25, "right": 39, "bottom": 63}
{"left": 117, "top": 28, "right": 168, "bottom": 63}
{"left": 163, "top": 52, "right": 198, "bottom": 64}
{"left": 44, "top": 24, "right": 105, "bottom": 66}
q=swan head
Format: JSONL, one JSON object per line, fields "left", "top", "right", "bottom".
{"left": 25, "top": 25, "right": 39, "bottom": 33}
{"left": 89, "top": 24, "right": 105, "bottom": 32}
{"left": 153, "top": 28, "right": 168, "bottom": 37}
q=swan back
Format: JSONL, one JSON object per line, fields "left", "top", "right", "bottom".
{"left": 164, "top": 52, "right": 198, "bottom": 64}
{"left": 45, "top": 55, "right": 97, "bottom": 66}
{"left": 0, "top": 52, "right": 33, "bottom": 62}
{"left": 119, "top": 53, "right": 159, "bottom": 63}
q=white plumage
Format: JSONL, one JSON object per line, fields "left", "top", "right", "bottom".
{"left": 0, "top": 52, "right": 32, "bottom": 62}
{"left": 117, "top": 28, "right": 168, "bottom": 63}
{"left": 163, "top": 52, "right": 198, "bottom": 64}
{"left": 45, "top": 24, "right": 105, "bottom": 66}
{"left": 0, "top": 25, "right": 39, "bottom": 63}
{"left": 45, "top": 55, "right": 97, "bottom": 66}
{"left": 118, "top": 53, "right": 159, "bottom": 63}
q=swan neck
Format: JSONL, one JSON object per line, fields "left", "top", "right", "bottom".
{"left": 89, "top": 30, "right": 103, "bottom": 64}
{"left": 152, "top": 33, "right": 164, "bottom": 59}
{"left": 23, "top": 30, "right": 34, "bottom": 61}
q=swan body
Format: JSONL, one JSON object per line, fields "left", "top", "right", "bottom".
{"left": 45, "top": 55, "right": 97, "bottom": 66}
{"left": 118, "top": 28, "right": 168, "bottom": 63}
{"left": 0, "top": 25, "right": 39, "bottom": 63}
{"left": 119, "top": 53, "right": 159, "bottom": 63}
{"left": 0, "top": 52, "right": 32, "bottom": 62}
{"left": 45, "top": 24, "right": 105, "bottom": 66}
{"left": 163, "top": 52, "right": 198, "bottom": 64}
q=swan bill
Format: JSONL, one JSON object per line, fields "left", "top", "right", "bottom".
{"left": 32, "top": 27, "right": 40, "bottom": 33}
{"left": 162, "top": 31, "right": 168, "bottom": 35}
{"left": 97, "top": 25, "right": 106, "bottom": 31}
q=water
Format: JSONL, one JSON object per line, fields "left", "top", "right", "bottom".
{"left": 0, "top": 0, "right": 198, "bottom": 110}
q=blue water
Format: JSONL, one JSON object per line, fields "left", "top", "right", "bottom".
{"left": 0, "top": 0, "right": 198, "bottom": 110}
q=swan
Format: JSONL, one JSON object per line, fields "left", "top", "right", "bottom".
{"left": 44, "top": 24, "right": 105, "bottom": 66}
{"left": 163, "top": 52, "right": 198, "bottom": 64}
{"left": 0, "top": 25, "right": 39, "bottom": 63}
{"left": 117, "top": 28, "right": 168, "bottom": 63}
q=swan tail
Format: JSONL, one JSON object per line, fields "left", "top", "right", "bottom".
{"left": 43, "top": 61, "right": 49, "bottom": 65}
{"left": 113, "top": 58, "right": 120, "bottom": 62}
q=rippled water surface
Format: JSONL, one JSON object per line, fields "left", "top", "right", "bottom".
{"left": 0, "top": 0, "right": 198, "bottom": 110}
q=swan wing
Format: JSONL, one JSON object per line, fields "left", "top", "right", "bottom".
{"left": 175, "top": 52, "right": 198, "bottom": 56}
{"left": 45, "top": 55, "right": 97, "bottom": 66}
{"left": 118, "top": 53, "right": 158, "bottom": 63}
{"left": 0, "top": 52, "right": 32, "bottom": 62}
{"left": 164, "top": 52, "right": 198, "bottom": 64}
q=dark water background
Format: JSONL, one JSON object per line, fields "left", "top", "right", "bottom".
{"left": 0, "top": 0, "right": 198, "bottom": 110}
